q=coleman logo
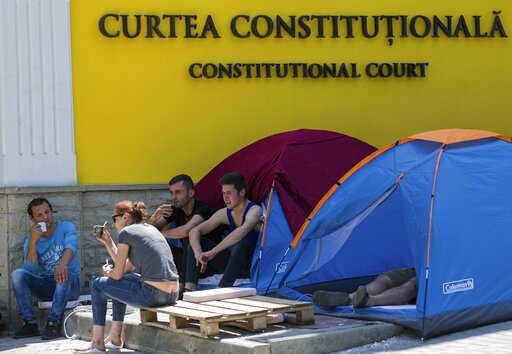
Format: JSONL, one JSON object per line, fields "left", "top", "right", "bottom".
{"left": 275, "top": 262, "right": 289, "bottom": 274}
{"left": 443, "top": 278, "right": 474, "bottom": 295}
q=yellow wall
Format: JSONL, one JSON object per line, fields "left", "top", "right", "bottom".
{"left": 71, "top": 0, "right": 512, "bottom": 184}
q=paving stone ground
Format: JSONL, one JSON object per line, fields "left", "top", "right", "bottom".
{"left": 2, "top": 320, "right": 512, "bottom": 353}
{"left": 0, "top": 331, "right": 147, "bottom": 354}
{"left": 337, "top": 320, "right": 512, "bottom": 353}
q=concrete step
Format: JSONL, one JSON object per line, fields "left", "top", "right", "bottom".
{"left": 63, "top": 307, "right": 403, "bottom": 354}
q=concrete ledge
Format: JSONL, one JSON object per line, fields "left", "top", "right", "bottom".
{"left": 1, "top": 184, "right": 168, "bottom": 194}
{"left": 66, "top": 309, "right": 403, "bottom": 354}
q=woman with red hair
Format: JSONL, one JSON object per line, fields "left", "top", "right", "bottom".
{"left": 75, "top": 201, "right": 179, "bottom": 353}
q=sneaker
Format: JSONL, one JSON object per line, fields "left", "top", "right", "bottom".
{"left": 12, "top": 320, "right": 40, "bottom": 339}
{"left": 41, "top": 320, "right": 59, "bottom": 340}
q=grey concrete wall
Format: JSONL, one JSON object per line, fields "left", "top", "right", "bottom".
{"left": 0, "top": 184, "right": 168, "bottom": 330}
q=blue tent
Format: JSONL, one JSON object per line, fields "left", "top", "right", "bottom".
{"left": 278, "top": 129, "right": 512, "bottom": 338}
{"left": 251, "top": 187, "right": 295, "bottom": 293}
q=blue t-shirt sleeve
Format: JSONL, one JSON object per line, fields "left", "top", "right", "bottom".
{"left": 22, "top": 236, "right": 41, "bottom": 274}
{"left": 63, "top": 222, "right": 78, "bottom": 253}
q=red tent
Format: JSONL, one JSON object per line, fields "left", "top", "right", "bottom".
{"left": 195, "top": 129, "right": 376, "bottom": 235}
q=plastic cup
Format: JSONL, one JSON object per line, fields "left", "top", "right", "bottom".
{"left": 38, "top": 222, "right": 47, "bottom": 232}
{"left": 94, "top": 225, "right": 105, "bottom": 237}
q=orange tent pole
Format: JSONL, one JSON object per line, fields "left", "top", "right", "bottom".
{"left": 420, "top": 144, "right": 445, "bottom": 336}
{"left": 426, "top": 144, "right": 445, "bottom": 269}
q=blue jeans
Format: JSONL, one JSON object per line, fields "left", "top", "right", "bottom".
{"left": 11, "top": 268, "right": 81, "bottom": 325}
{"left": 91, "top": 273, "right": 178, "bottom": 326}
{"left": 186, "top": 237, "right": 255, "bottom": 287}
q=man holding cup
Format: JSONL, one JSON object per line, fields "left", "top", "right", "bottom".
{"left": 10, "top": 198, "right": 80, "bottom": 340}
{"left": 148, "top": 174, "right": 221, "bottom": 294}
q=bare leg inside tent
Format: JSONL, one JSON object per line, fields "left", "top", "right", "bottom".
{"left": 359, "top": 280, "right": 417, "bottom": 307}
{"left": 313, "top": 268, "right": 417, "bottom": 308}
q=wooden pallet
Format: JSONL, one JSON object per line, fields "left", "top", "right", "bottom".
{"left": 140, "top": 295, "right": 314, "bottom": 338}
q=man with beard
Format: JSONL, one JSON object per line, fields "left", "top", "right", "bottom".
{"left": 11, "top": 198, "right": 80, "bottom": 340}
{"left": 148, "top": 174, "right": 221, "bottom": 294}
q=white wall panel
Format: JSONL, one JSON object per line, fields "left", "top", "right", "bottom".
{"left": 0, "top": 0, "right": 76, "bottom": 187}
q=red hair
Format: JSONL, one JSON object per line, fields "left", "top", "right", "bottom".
{"left": 114, "top": 201, "right": 147, "bottom": 223}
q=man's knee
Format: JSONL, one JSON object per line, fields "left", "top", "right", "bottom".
{"left": 375, "top": 274, "right": 395, "bottom": 289}
{"left": 399, "top": 280, "right": 418, "bottom": 300}
{"left": 54, "top": 276, "right": 79, "bottom": 297}
{"left": 231, "top": 239, "right": 255, "bottom": 255}
{"left": 11, "top": 269, "right": 31, "bottom": 286}
{"left": 11, "top": 268, "right": 24, "bottom": 281}
{"left": 403, "top": 279, "right": 418, "bottom": 292}
{"left": 54, "top": 279, "right": 70, "bottom": 291}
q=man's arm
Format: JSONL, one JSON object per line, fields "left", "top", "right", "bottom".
{"left": 25, "top": 224, "right": 43, "bottom": 263}
{"left": 53, "top": 222, "right": 79, "bottom": 282}
{"left": 162, "top": 214, "right": 205, "bottom": 239}
{"left": 147, "top": 204, "right": 173, "bottom": 230}
{"left": 189, "top": 209, "right": 227, "bottom": 258}
{"left": 23, "top": 225, "right": 44, "bottom": 275}
{"left": 54, "top": 248, "right": 74, "bottom": 282}
{"left": 205, "top": 205, "right": 262, "bottom": 258}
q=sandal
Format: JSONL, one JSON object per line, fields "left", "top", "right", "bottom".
{"left": 105, "top": 340, "right": 123, "bottom": 350}
{"left": 104, "top": 336, "right": 124, "bottom": 351}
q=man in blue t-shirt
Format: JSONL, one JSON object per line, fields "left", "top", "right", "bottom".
{"left": 11, "top": 198, "right": 80, "bottom": 340}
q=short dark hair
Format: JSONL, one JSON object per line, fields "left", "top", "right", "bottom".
{"left": 27, "top": 198, "right": 53, "bottom": 216}
{"left": 219, "top": 172, "right": 248, "bottom": 193}
{"left": 169, "top": 174, "right": 194, "bottom": 190}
